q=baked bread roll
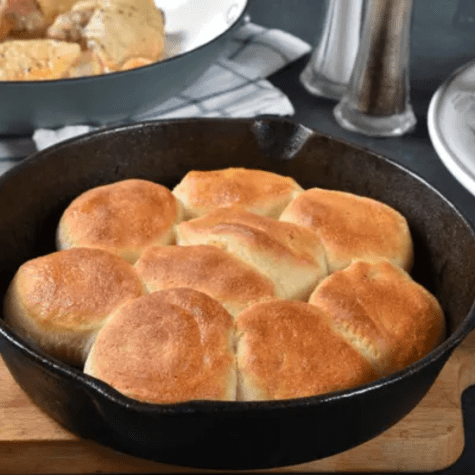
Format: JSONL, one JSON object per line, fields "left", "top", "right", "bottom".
{"left": 3, "top": 168, "right": 446, "bottom": 404}
{"left": 134, "top": 244, "right": 277, "bottom": 317}
{"left": 3, "top": 247, "right": 144, "bottom": 367}
{"left": 176, "top": 206, "right": 328, "bottom": 301}
{"left": 172, "top": 168, "right": 303, "bottom": 219}
{"left": 56, "top": 179, "right": 184, "bottom": 264}
{"left": 308, "top": 260, "right": 445, "bottom": 375}
{"left": 235, "top": 300, "right": 379, "bottom": 400}
{"left": 84, "top": 288, "right": 236, "bottom": 403}
{"left": 279, "top": 187, "right": 413, "bottom": 273}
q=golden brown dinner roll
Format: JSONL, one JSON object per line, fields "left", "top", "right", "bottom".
{"left": 279, "top": 187, "right": 413, "bottom": 273}
{"left": 176, "top": 206, "right": 328, "bottom": 301}
{"left": 172, "top": 168, "right": 303, "bottom": 219}
{"left": 84, "top": 288, "right": 236, "bottom": 403}
{"left": 235, "top": 299, "right": 379, "bottom": 400}
{"left": 134, "top": 244, "right": 277, "bottom": 317}
{"left": 56, "top": 179, "right": 184, "bottom": 264}
{"left": 308, "top": 260, "right": 445, "bottom": 375}
{"left": 3, "top": 248, "right": 144, "bottom": 367}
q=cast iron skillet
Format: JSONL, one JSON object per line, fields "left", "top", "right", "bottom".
{"left": 0, "top": 118, "right": 475, "bottom": 470}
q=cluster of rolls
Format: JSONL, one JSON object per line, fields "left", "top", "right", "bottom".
{"left": 2, "top": 168, "right": 446, "bottom": 403}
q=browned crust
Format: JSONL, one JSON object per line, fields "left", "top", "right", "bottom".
{"left": 176, "top": 206, "right": 328, "bottom": 300}
{"left": 235, "top": 300, "right": 379, "bottom": 400}
{"left": 84, "top": 288, "right": 236, "bottom": 403}
{"left": 3, "top": 247, "right": 144, "bottom": 366}
{"left": 308, "top": 260, "right": 446, "bottom": 374}
{"left": 280, "top": 187, "right": 413, "bottom": 272}
{"left": 173, "top": 168, "right": 303, "bottom": 219}
{"left": 176, "top": 206, "right": 325, "bottom": 266}
{"left": 56, "top": 179, "right": 183, "bottom": 263}
{"left": 134, "top": 244, "right": 277, "bottom": 316}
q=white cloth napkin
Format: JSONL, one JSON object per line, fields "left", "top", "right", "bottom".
{"left": 0, "top": 21, "right": 311, "bottom": 170}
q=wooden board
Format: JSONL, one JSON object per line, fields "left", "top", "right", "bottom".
{"left": 1, "top": 331, "right": 475, "bottom": 474}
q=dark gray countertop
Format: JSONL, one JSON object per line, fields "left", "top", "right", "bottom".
{"left": 249, "top": 0, "right": 475, "bottom": 474}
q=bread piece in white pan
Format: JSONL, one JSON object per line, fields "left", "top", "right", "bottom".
{"left": 57, "top": 178, "right": 184, "bottom": 264}
{"left": 134, "top": 244, "right": 277, "bottom": 317}
{"left": 172, "top": 167, "right": 303, "bottom": 220}
{"left": 279, "top": 187, "right": 413, "bottom": 273}
{"left": 84, "top": 288, "right": 236, "bottom": 403}
{"left": 3, "top": 247, "right": 144, "bottom": 367}
{"left": 175, "top": 206, "right": 328, "bottom": 301}
{"left": 308, "top": 260, "right": 446, "bottom": 375}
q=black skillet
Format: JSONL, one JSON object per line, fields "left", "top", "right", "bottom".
{"left": 0, "top": 117, "right": 474, "bottom": 470}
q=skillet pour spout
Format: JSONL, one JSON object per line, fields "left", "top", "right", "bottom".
{"left": 0, "top": 117, "right": 475, "bottom": 470}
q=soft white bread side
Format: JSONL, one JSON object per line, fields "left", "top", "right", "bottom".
{"left": 172, "top": 167, "right": 303, "bottom": 220}
{"left": 279, "top": 187, "right": 413, "bottom": 273}
{"left": 308, "top": 260, "right": 446, "bottom": 375}
{"left": 3, "top": 247, "right": 144, "bottom": 367}
{"left": 56, "top": 179, "right": 184, "bottom": 264}
{"left": 84, "top": 288, "right": 236, "bottom": 403}
{"left": 134, "top": 244, "right": 277, "bottom": 317}
{"left": 235, "top": 299, "right": 379, "bottom": 400}
{"left": 175, "top": 206, "right": 328, "bottom": 301}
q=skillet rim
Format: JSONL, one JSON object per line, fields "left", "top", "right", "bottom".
{"left": 0, "top": 116, "right": 474, "bottom": 414}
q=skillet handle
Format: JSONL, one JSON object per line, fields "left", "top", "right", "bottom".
{"left": 452, "top": 329, "right": 475, "bottom": 393}
{"left": 251, "top": 116, "right": 315, "bottom": 161}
